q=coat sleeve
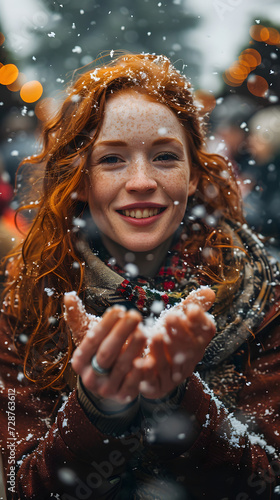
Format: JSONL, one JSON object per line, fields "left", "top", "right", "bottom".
{"left": 140, "top": 317, "right": 280, "bottom": 499}
{"left": 0, "top": 315, "right": 142, "bottom": 500}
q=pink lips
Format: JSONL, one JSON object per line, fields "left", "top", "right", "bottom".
{"left": 117, "top": 202, "right": 166, "bottom": 210}
{"left": 116, "top": 203, "right": 167, "bottom": 226}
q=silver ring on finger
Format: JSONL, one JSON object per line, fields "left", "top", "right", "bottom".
{"left": 91, "top": 354, "right": 111, "bottom": 377}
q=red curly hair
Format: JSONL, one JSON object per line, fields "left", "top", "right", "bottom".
{"left": 1, "top": 52, "right": 246, "bottom": 389}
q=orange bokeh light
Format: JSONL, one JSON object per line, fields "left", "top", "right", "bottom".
{"left": 250, "top": 25, "right": 266, "bottom": 42}
{"left": 228, "top": 62, "right": 249, "bottom": 81}
{"left": 7, "top": 72, "right": 26, "bottom": 92}
{"left": 247, "top": 75, "right": 268, "bottom": 97}
{"left": 250, "top": 25, "right": 280, "bottom": 45}
{"left": 0, "top": 33, "right": 5, "bottom": 46}
{"left": 266, "top": 27, "right": 280, "bottom": 45}
{"left": 242, "top": 48, "right": 261, "bottom": 66}
{"left": 260, "top": 27, "right": 270, "bottom": 42}
{"left": 239, "top": 49, "right": 261, "bottom": 71}
{"left": 0, "top": 64, "right": 19, "bottom": 85}
{"left": 224, "top": 46, "right": 263, "bottom": 89}
{"left": 20, "top": 80, "right": 43, "bottom": 103}
{"left": 237, "top": 58, "right": 252, "bottom": 72}
{"left": 223, "top": 71, "right": 243, "bottom": 87}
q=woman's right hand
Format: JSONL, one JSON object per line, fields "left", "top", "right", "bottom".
{"left": 138, "top": 287, "right": 216, "bottom": 399}
{"left": 64, "top": 293, "right": 146, "bottom": 403}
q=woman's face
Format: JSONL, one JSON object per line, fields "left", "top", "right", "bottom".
{"left": 82, "top": 90, "right": 198, "bottom": 253}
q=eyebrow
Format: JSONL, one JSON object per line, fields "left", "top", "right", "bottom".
{"left": 94, "top": 140, "right": 127, "bottom": 148}
{"left": 152, "top": 138, "right": 183, "bottom": 147}
{"left": 93, "top": 138, "right": 184, "bottom": 148}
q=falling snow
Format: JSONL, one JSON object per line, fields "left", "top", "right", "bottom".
{"left": 72, "top": 46, "right": 82, "bottom": 54}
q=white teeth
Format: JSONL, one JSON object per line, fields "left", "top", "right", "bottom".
{"left": 121, "top": 208, "right": 162, "bottom": 218}
{"left": 143, "top": 208, "right": 149, "bottom": 218}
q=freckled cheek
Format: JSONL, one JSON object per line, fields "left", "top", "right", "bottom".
{"left": 173, "top": 198, "right": 188, "bottom": 221}
{"left": 162, "top": 172, "right": 190, "bottom": 201}
{"left": 89, "top": 173, "right": 120, "bottom": 202}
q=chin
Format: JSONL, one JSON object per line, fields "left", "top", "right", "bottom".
{"left": 123, "top": 244, "right": 156, "bottom": 253}
{"left": 122, "top": 239, "right": 164, "bottom": 254}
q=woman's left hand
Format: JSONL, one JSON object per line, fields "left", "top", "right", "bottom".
{"left": 64, "top": 293, "right": 147, "bottom": 403}
{"left": 138, "top": 287, "right": 216, "bottom": 399}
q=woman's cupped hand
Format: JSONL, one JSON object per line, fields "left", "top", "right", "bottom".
{"left": 64, "top": 287, "right": 216, "bottom": 404}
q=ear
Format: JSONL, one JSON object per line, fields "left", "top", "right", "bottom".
{"left": 76, "top": 175, "right": 89, "bottom": 202}
{"left": 188, "top": 171, "right": 199, "bottom": 196}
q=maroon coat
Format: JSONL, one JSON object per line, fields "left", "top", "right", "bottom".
{"left": 0, "top": 295, "right": 280, "bottom": 500}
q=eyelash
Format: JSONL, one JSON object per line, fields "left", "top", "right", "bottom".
{"left": 99, "top": 155, "right": 123, "bottom": 164}
{"left": 154, "top": 152, "right": 179, "bottom": 162}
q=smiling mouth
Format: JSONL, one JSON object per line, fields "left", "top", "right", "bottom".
{"left": 118, "top": 207, "right": 166, "bottom": 219}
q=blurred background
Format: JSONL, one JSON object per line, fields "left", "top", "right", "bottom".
{"left": 0, "top": 0, "right": 280, "bottom": 260}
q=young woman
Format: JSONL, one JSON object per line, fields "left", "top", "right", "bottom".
{"left": 1, "top": 53, "right": 279, "bottom": 500}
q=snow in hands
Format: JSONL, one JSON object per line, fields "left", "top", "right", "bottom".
{"left": 64, "top": 286, "right": 216, "bottom": 349}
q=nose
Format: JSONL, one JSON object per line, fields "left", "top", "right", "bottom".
{"left": 125, "top": 161, "right": 158, "bottom": 193}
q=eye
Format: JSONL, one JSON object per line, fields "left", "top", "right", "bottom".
{"left": 154, "top": 152, "right": 179, "bottom": 162}
{"left": 99, "top": 155, "right": 124, "bottom": 164}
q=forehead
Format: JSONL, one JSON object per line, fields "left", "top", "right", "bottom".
{"left": 98, "top": 90, "right": 185, "bottom": 141}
